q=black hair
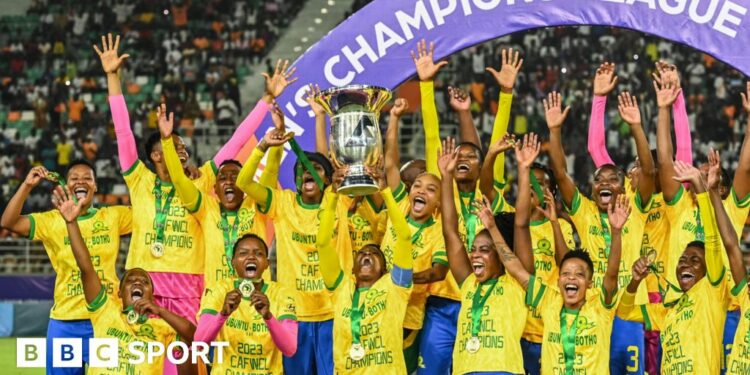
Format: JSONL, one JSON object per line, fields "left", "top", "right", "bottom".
{"left": 66, "top": 159, "right": 96, "bottom": 178}
{"left": 685, "top": 240, "right": 705, "bottom": 252}
{"left": 561, "top": 250, "right": 595, "bottom": 279}
{"left": 720, "top": 168, "right": 732, "bottom": 190}
{"left": 232, "top": 233, "right": 269, "bottom": 258}
{"left": 593, "top": 164, "right": 625, "bottom": 184}
{"left": 119, "top": 267, "right": 152, "bottom": 293}
{"left": 294, "top": 151, "right": 333, "bottom": 182}
{"left": 145, "top": 131, "right": 165, "bottom": 165}
{"left": 219, "top": 159, "right": 242, "bottom": 169}
{"left": 456, "top": 142, "right": 484, "bottom": 164}
{"left": 489, "top": 212, "right": 515, "bottom": 250}
{"left": 530, "top": 162, "right": 557, "bottom": 195}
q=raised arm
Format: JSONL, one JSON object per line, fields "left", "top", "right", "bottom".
{"left": 486, "top": 48, "right": 523, "bottom": 186}
{"left": 479, "top": 134, "right": 515, "bottom": 206}
{"left": 236, "top": 129, "right": 292, "bottom": 211}
{"left": 447, "top": 86, "right": 480, "bottom": 147}
{"left": 316, "top": 186, "right": 343, "bottom": 289}
{"left": 587, "top": 63, "right": 618, "bottom": 167}
{"left": 478, "top": 198, "right": 533, "bottom": 288}
{"left": 0, "top": 166, "right": 48, "bottom": 236}
{"left": 655, "top": 61, "right": 693, "bottom": 164}
{"left": 258, "top": 104, "right": 288, "bottom": 188}
{"left": 654, "top": 80, "right": 682, "bottom": 201}
{"left": 95, "top": 34, "right": 137, "bottom": 172}
{"left": 438, "top": 138, "right": 472, "bottom": 285}
{"left": 734, "top": 82, "right": 750, "bottom": 199}
{"left": 54, "top": 187, "right": 101, "bottom": 304}
{"left": 707, "top": 150, "right": 746, "bottom": 283}
{"left": 384, "top": 99, "right": 408, "bottom": 191}
{"left": 158, "top": 104, "right": 201, "bottom": 212}
{"left": 513, "top": 133, "right": 540, "bottom": 274}
{"left": 411, "top": 39, "right": 447, "bottom": 176}
{"left": 618, "top": 92, "right": 655, "bottom": 204}
{"left": 534, "top": 188, "right": 570, "bottom": 265}
{"left": 305, "top": 84, "right": 329, "bottom": 155}
{"left": 544, "top": 92, "right": 576, "bottom": 207}
{"left": 602, "top": 195, "right": 631, "bottom": 304}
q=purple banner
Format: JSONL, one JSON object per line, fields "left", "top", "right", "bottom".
{"left": 0, "top": 275, "right": 54, "bottom": 300}
{"left": 261, "top": 0, "right": 750, "bottom": 188}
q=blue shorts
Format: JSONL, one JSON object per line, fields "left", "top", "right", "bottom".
{"left": 722, "top": 310, "right": 741, "bottom": 375}
{"left": 609, "top": 317, "right": 645, "bottom": 375}
{"left": 521, "top": 338, "right": 542, "bottom": 375}
{"left": 417, "top": 296, "right": 461, "bottom": 375}
{"left": 283, "top": 320, "right": 333, "bottom": 375}
{"left": 46, "top": 319, "right": 93, "bottom": 375}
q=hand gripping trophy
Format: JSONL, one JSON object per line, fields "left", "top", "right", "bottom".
{"left": 316, "top": 85, "right": 392, "bottom": 196}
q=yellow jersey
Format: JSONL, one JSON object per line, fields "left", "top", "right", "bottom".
{"left": 523, "top": 218, "right": 576, "bottom": 343}
{"left": 328, "top": 273, "right": 411, "bottom": 374}
{"left": 728, "top": 277, "right": 750, "bottom": 374}
{"left": 453, "top": 274, "right": 526, "bottom": 374}
{"left": 343, "top": 195, "right": 385, "bottom": 251}
{"left": 640, "top": 192, "right": 669, "bottom": 295}
{"left": 123, "top": 160, "right": 214, "bottom": 275}
{"left": 381, "top": 190, "right": 447, "bottom": 330}
{"left": 28, "top": 207, "right": 131, "bottom": 320}
{"left": 527, "top": 275, "right": 618, "bottom": 375}
{"left": 199, "top": 279, "right": 297, "bottom": 375}
{"left": 85, "top": 288, "right": 176, "bottom": 375}
{"left": 263, "top": 188, "right": 350, "bottom": 321}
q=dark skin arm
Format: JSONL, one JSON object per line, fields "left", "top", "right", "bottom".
{"left": 306, "top": 84, "right": 329, "bottom": 156}
{"left": 437, "top": 137, "right": 472, "bottom": 285}
{"left": 479, "top": 134, "right": 515, "bottom": 207}
{"left": 385, "top": 99, "right": 408, "bottom": 191}
{"left": 654, "top": 80, "right": 682, "bottom": 202}
{"left": 618, "top": 92, "right": 655, "bottom": 204}
{"left": 0, "top": 166, "right": 48, "bottom": 235}
{"left": 535, "top": 189, "right": 570, "bottom": 265}
{"left": 544, "top": 92, "right": 576, "bottom": 207}
{"left": 476, "top": 198, "right": 533, "bottom": 288}
{"left": 448, "top": 86, "right": 481, "bottom": 148}
{"left": 735, "top": 82, "right": 750, "bottom": 199}
{"left": 603, "top": 195, "right": 632, "bottom": 304}
{"left": 512, "top": 133, "right": 540, "bottom": 274}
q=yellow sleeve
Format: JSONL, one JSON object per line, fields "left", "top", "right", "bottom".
{"left": 382, "top": 187, "right": 412, "bottom": 271}
{"left": 115, "top": 206, "right": 133, "bottom": 234}
{"left": 615, "top": 290, "right": 644, "bottom": 323}
{"left": 161, "top": 137, "right": 201, "bottom": 213}
{"left": 259, "top": 145, "right": 282, "bottom": 189}
{"left": 491, "top": 92, "right": 513, "bottom": 187}
{"left": 317, "top": 191, "right": 343, "bottom": 289}
{"left": 420, "top": 81, "right": 441, "bottom": 176}
{"left": 696, "top": 192, "right": 724, "bottom": 283}
{"left": 236, "top": 148, "right": 271, "bottom": 211}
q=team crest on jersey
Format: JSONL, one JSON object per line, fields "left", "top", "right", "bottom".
{"left": 285, "top": 296, "right": 296, "bottom": 314}
{"left": 365, "top": 288, "right": 386, "bottom": 304}
{"left": 92, "top": 220, "right": 110, "bottom": 234}
{"left": 674, "top": 294, "right": 694, "bottom": 314}
{"left": 535, "top": 239, "right": 553, "bottom": 256}
{"left": 135, "top": 324, "right": 157, "bottom": 340}
{"left": 350, "top": 214, "right": 368, "bottom": 230}
{"left": 575, "top": 316, "right": 596, "bottom": 333}
{"left": 238, "top": 208, "right": 252, "bottom": 221}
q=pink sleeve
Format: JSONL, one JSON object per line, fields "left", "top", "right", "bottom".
{"left": 109, "top": 95, "right": 139, "bottom": 172}
{"left": 194, "top": 312, "right": 227, "bottom": 343}
{"left": 212, "top": 100, "right": 270, "bottom": 165}
{"left": 266, "top": 317, "right": 298, "bottom": 357}
{"left": 587, "top": 95, "right": 615, "bottom": 167}
{"left": 673, "top": 91, "right": 693, "bottom": 164}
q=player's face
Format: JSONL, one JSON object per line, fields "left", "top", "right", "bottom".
{"left": 529, "top": 168, "right": 551, "bottom": 211}
{"left": 151, "top": 135, "right": 190, "bottom": 169}
{"left": 408, "top": 174, "right": 441, "bottom": 221}
{"left": 469, "top": 231, "right": 502, "bottom": 282}
{"left": 400, "top": 160, "right": 426, "bottom": 191}
{"left": 66, "top": 164, "right": 97, "bottom": 208}
{"left": 676, "top": 246, "right": 706, "bottom": 292}
{"left": 119, "top": 268, "right": 154, "bottom": 306}
{"left": 558, "top": 258, "right": 592, "bottom": 307}
{"left": 215, "top": 164, "right": 243, "bottom": 211}
{"left": 353, "top": 245, "right": 386, "bottom": 283}
{"left": 698, "top": 163, "right": 729, "bottom": 198}
{"left": 299, "top": 162, "right": 328, "bottom": 202}
{"left": 454, "top": 145, "right": 481, "bottom": 183}
{"left": 592, "top": 167, "right": 624, "bottom": 211}
{"left": 232, "top": 237, "right": 268, "bottom": 280}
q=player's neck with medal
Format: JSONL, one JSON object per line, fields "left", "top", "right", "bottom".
{"left": 456, "top": 179, "right": 475, "bottom": 195}
{"left": 355, "top": 275, "right": 379, "bottom": 289}
{"left": 155, "top": 163, "right": 172, "bottom": 183}
{"left": 407, "top": 212, "right": 431, "bottom": 225}
{"left": 564, "top": 298, "right": 586, "bottom": 310}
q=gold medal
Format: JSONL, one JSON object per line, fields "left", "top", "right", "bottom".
{"left": 349, "top": 343, "right": 365, "bottom": 361}
{"left": 126, "top": 309, "right": 139, "bottom": 325}
{"left": 466, "top": 336, "right": 481, "bottom": 353}
{"left": 239, "top": 279, "right": 255, "bottom": 298}
{"left": 151, "top": 242, "right": 164, "bottom": 258}
{"left": 45, "top": 172, "right": 61, "bottom": 183}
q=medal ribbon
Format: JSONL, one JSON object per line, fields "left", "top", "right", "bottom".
{"left": 529, "top": 170, "right": 546, "bottom": 207}
{"left": 408, "top": 216, "right": 434, "bottom": 244}
{"left": 560, "top": 308, "right": 580, "bottom": 375}
{"left": 350, "top": 288, "right": 366, "bottom": 345}
{"left": 694, "top": 206, "right": 705, "bottom": 241}
{"left": 221, "top": 209, "right": 240, "bottom": 271}
{"left": 459, "top": 191, "right": 478, "bottom": 250}
{"left": 599, "top": 214, "right": 611, "bottom": 257}
{"left": 153, "top": 180, "right": 176, "bottom": 246}
{"left": 288, "top": 138, "right": 324, "bottom": 191}
{"left": 122, "top": 305, "right": 148, "bottom": 324}
{"left": 470, "top": 278, "right": 498, "bottom": 337}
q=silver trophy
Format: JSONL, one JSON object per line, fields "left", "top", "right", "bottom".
{"left": 316, "top": 85, "right": 392, "bottom": 196}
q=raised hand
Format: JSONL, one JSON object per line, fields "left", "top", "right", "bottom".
{"left": 534, "top": 188, "right": 558, "bottom": 221}
{"left": 411, "top": 39, "right": 447, "bottom": 81}
{"left": 486, "top": 48, "right": 523, "bottom": 92}
{"left": 93, "top": 33, "right": 129, "bottom": 74}
{"left": 593, "top": 62, "right": 618, "bottom": 96}
{"left": 471, "top": 196, "right": 496, "bottom": 231}
{"left": 447, "top": 86, "right": 471, "bottom": 112}
{"left": 514, "top": 133, "right": 541, "bottom": 169}
{"left": 390, "top": 98, "right": 409, "bottom": 118}
{"left": 260, "top": 127, "right": 293, "bottom": 149}
{"left": 631, "top": 256, "right": 651, "bottom": 283}
{"left": 488, "top": 133, "right": 517, "bottom": 157}
{"left": 262, "top": 59, "right": 298, "bottom": 98}
{"left": 156, "top": 103, "right": 174, "bottom": 139}
{"left": 221, "top": 289, "right": 242, "bottom": 316}
{"left": 544, "top": 92, "right": 571, "bottom": 130}
{"left": 707, "top": 149, "right": 722, "bottom": 191}
{"left": 23, "top": 166, "right": 49, "bottom": 188}
{"left": 672, "top": 160, "right": 703, "bottom": 188}
{"left": 607, "top": 194, "right": 631, "bottom": 231}
{"left": 366, "top": 157, "right": 386, "bottom": 190}
{"left": 133, "top": 299, "right": 162, "bottom": 317}
{"left": 332, "top": 166, "right": 349, "bottom": 192}
{"left": 304, "top": 84, "right": 326, "bottom": 116}
{"left": 53, "top": 186, "right": 83, "bottom": 223}
{"left": 741, "top": 81, "right": 750, "bottom": 113}
{"left": 270, "top": 102, "right": 286, "bottom": 132}
{"left": 653, "top": 79, "right": 680, "bottom": 109}
{"left": 653, "top": 61, "right": 681, "bottom": 89}
{"left": 437, "top": 137, "right": 458, "bottom": 177}
{"left": 250, "top": 290, "right": 272, "bottom": 320}
{"left": 617, "top": 92, "right": 641, "bottom": 126}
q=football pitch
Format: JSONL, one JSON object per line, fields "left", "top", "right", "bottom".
{"left": 0, "top": 338, "right": 44, "bottom": 375}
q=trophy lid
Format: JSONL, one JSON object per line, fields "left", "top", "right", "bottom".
{"left": 315, "top": 85, "right": 392, "bottom": 116}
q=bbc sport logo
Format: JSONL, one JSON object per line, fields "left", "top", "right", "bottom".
{"left": 16, "top": 338, "right": 229, "bottom": 368}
